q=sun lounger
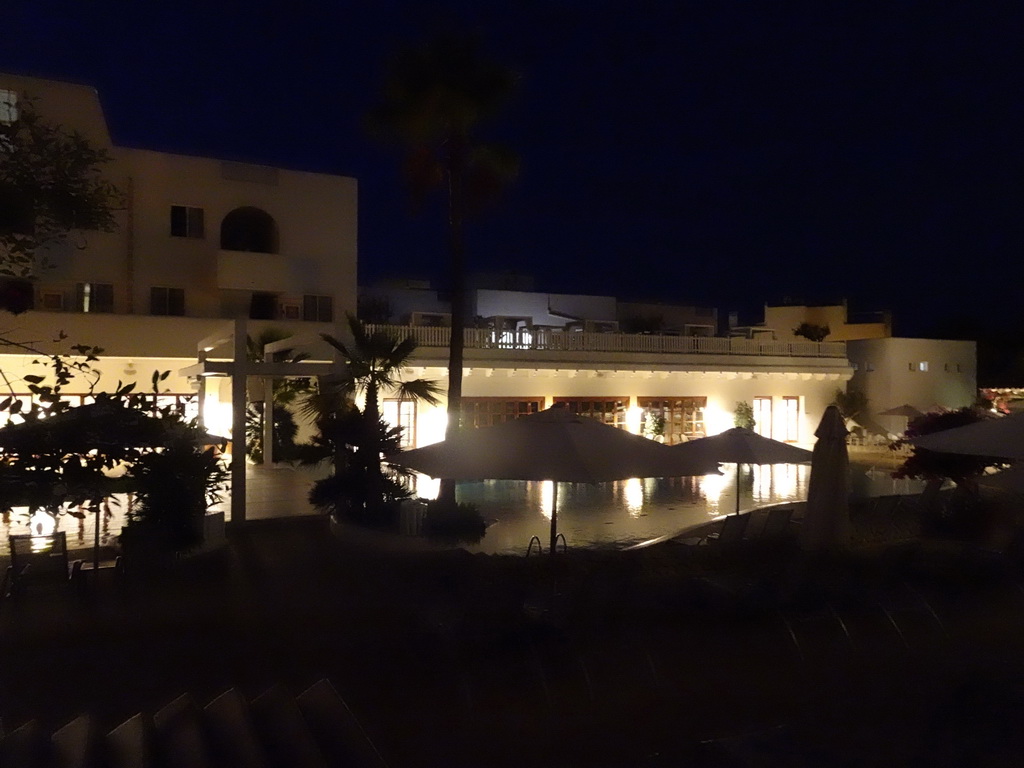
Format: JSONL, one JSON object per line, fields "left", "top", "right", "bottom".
{"left": 704, "top": 513, "right": 751, "bottom": 545}
{"left": 105, "top": 713, "right": 154, "bottom": 768}
{"left": 6, "top": 532, "right": 84, "bottom": 597}
{"left": 249, "top": 685, "right": 328, "bottom": 768}
{"left": 0, "top": 719, "right": 49, "bottom": 767}
{"left": 296, "top": 679, "right": 389, "bottom": 768}
{"left": 152, "top": 694, "right": 213, "bottom": 768}
{"left": 202, "top": 688, "right": 270, "bottom": 768}
{"left": 758, "top": 506, "right": 794, "bottom": 541}
{"left": 51, "top": 714, "right": 96, "bottom": 768}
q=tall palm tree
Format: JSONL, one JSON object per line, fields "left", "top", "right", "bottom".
{"left": 310, "top": 314, "right": 441, "bottom": 518}
{"left": 367, "top": 33, "right": 518, "bottom": 504}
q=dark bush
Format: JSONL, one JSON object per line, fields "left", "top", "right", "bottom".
{"left": 422, "top": 500, "right": 487, "bottom": 544}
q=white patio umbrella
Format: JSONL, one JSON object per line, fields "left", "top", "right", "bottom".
{"left": 910, "top": 411, "right": 1024, "bottom": 460}
{"left": 386, "top": 405, "right": 718, "bottom": 554}
{"left": 878, "top": 404, "right": 924, "bottom": 419}
{"left": 670, "top": 427, "right": 813, "bottom": 515}
{"left": 799, "top": 405, "right": 851, "bottom": 552}
{"left": 979, "top": 464, "right": 1024, "bottom": 493}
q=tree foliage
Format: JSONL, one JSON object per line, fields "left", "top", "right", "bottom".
{"left": 301, "top": 315, "right": 441, "bottom": 522}
{"left": 833, "top": 388, "right": 869, "bottom": 423}
{"left": 0, "top": 343, "right": 226, "bottom": 550}
{"left": 890, "top": 407, "right": 1006, "bottom": 484}
{"left": 734, "top": 401, "right": 755, "bottom": 430}
{"left": 793, "top": 322, "right": 831, "bottom": 342}
{"left": 367, "top": 33, "right": 518, "bottom": 505}
{"left": 0, "top": 97, "right": 121, "bottom": 279}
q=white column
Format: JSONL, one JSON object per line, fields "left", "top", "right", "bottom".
{"left": 230, "top": 318, "right": 247, "bottom": 525}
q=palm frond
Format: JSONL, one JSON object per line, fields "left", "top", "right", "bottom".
{"left": 396, "top": 378, "right": 443, "bottom": 407}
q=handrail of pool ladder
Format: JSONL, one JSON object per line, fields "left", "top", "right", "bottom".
{"left": 526, "top": 536, "right": 543, "bottom": 557}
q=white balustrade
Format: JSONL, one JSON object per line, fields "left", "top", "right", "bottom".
{"left": 365, "top": 324, "right": 847, "bottom": 359}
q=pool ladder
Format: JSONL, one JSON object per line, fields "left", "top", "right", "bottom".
{"left": 526, "top": 533, "right": 567, "bottom": 557}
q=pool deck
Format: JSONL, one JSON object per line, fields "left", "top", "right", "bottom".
{"left": 2, "top": 503, "right": 1024, "bottom": 765}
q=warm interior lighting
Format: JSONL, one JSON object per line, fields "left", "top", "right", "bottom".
{"left": 413, "top": 474, "right": 439, "bottom": 500}
{"left": 702, "top": 404, "right": 733, "bottom": 436}
{"left": 417, "top": 406, "right": 448, "bottom": 447}
{"left": 625, "top": 405, "right": 643, "bottom": 435}
{"left": 203, "top": 400, "right": 233, "bottom": 445}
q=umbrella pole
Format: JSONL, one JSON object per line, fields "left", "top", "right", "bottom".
{"left": 549, "top": 481, "right": 559, "bottom": 556}
{"left": 94, "top": 502, "right": 101, "bottom": 584}
{"left": 735, "top": 463, "right": 741, "bottom": 515}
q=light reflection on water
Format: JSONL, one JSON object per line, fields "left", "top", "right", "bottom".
{"left": 0, "top": 497, "right": 123, "bottom": 557}
{"left": 0, "top": 464, "right": 925, "bottom": 558}
{"left": 454, "top": 465, "right": 925, "bottom": 556}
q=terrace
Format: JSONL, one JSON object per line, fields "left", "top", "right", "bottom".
{"left": 369, "top": 324, "right": 848, "bottom": 359}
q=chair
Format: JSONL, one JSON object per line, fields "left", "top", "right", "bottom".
{"left": 7, "top": 532, "right": 83, "bottom": 597}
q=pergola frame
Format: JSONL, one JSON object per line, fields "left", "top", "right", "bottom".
{"left": 179, "top": 318, "right": 341, "bottom": 525}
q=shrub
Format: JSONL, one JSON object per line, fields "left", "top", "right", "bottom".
{"left": 422, "top": 500, "right": 487, "bottom": 544}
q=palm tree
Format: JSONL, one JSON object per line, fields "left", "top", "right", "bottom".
{"left": 367, "top": 33, "right": 518, "bottom": 504}
{"left": 308, "top": 314, "right": 441, "bottom": 519}
{"left": 245, "top": 328, "right": 312, "bottom": 463}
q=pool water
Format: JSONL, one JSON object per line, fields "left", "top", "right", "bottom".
{"left": 0, "top": 463, "right": 921, "bottom": 558}
{"left": 454, "top": 464, "right": 925, "bottom": 556}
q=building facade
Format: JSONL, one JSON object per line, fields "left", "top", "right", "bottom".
{"left": 3, "top": 73, "right": 863, "bottom": 470}
{"left": 0, "top": 73, "right": 357, "bottom": 439}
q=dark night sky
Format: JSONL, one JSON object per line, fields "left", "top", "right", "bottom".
{"left": 4, "top": 1, "right": 1023, "bottom": 339}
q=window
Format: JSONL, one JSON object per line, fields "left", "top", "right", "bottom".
{"left": 170, "top": 206, "right": 204, "bottom": 238}
{"left": 637, "top": 397, "right": 707, "bottom": 444}
{"left": 553, "top": 397, "right": 628, "bottom": 428}
{"left": 782, "top": 396, "right": 800, "bottom": 442}
{"left": 75, "top": 282, "right": 114, "bottom": 313}
{"left": 382, "top": 399, "right": 416, "bottom": 449}
{"left": 461, "top": 398, "right": 543, "bottom": 429}
{"left": 918, "top": 361, "right": 929, "bottom": 372}
{"left": 250, "top": 292, "right": 276, "bottom": 320}
{"left": 150, "top": 286, "right": 185, "bottom": 316}
{"left": 0, "top": 89, "right": 16, "bottom": 124}
{"left": 303, "top": 294, "right": 333, "bottom": 322}
{"left": 753, "top": 397, "right": 772, "bottom": 438}
{"left": 40, "top": 291, "right": 65, "bottom": 310}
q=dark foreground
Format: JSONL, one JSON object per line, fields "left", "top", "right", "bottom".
{"left": 2, "top": 516, "right": 1024, "bottom": 767}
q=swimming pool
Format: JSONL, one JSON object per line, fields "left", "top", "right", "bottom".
{"left": 452, "top": 464, "right": 924, "bottom": 556}
{"left": 0, "top": 463, "right": 921, "bottom": 558}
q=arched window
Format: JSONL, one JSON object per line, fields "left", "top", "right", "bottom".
{"left": 220, "top": 207, "right": 278, "bottom": 253}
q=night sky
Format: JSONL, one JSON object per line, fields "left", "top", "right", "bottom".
{"left": 4, "top": 1, "right": 1023, "bottom": 342}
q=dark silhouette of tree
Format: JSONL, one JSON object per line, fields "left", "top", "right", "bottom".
{"left": 367, "top": 33, "right": 518, "bottom": 504}
{"left": 833, "top": 388, "right": 868, "bottom": 423}
{"left": 0, "top": 98, "right": 120, "bottom": 284}
{"left": 891, "top": 407, "right": 1007, "bottom": 539}
{"left": 303, "top": 315, "right": 441, "bottom": 521}
{"left": 793, "top": 322, "right": 830, "bottom": 342}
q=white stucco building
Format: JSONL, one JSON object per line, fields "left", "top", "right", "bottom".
{"left": 0, "top": 72, "right": 356, "bottom": 446}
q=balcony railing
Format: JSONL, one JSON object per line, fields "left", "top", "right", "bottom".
{"left": 367, "top": 325, "right": 847, "bottom": 358}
